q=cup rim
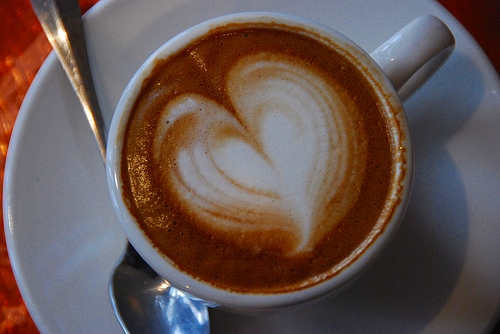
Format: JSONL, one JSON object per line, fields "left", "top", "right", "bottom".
{"left": 106, "top": 11, "right": 413, "bottom": 312}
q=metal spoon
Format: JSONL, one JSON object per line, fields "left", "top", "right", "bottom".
{"left": 30, "top": 0, "right": 210, "bottom": 332}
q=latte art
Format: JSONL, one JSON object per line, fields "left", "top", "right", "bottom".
{"left": 121, "top": 26, "right": 397, "bottom": 293}
{"left": 154, "top": 53, "right": 367, "bottom": 254}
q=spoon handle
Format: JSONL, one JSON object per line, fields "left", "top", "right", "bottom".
{"left": 30, "top": 0, "right": 107, "bottom": 162}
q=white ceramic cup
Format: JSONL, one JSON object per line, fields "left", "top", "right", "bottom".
{"left": 107, "top": 12, "right": 454, "bottom": 312}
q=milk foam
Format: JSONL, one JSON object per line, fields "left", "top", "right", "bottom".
{"left": 153, "top": 52, "right": 368, "bottom": 254}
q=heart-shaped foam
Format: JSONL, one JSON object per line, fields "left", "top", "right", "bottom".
{"left": 153, "top": 52, "right": 368, "bottom": 255}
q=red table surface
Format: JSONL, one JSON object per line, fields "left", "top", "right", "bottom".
{"left": 0, "top": 0, "right": 498, "bottom": 332}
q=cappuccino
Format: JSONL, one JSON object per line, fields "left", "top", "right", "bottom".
{"left": 120, "top": 24, "right": 401, "bottom": 293}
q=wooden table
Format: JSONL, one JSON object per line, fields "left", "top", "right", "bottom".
{"left": 0, "top": 0, "right": 498, "bottom": 332}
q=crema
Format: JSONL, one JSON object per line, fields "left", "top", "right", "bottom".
{"left": 121, "top": 25, "right": 395, "bottom": 293}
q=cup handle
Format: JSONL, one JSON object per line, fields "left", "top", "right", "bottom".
{"left": 370, "top": 15, "right": 455, "bottom": 101}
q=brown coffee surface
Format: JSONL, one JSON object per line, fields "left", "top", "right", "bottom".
{"left": 121, "top": 24, "right": 398, "bottom": 293}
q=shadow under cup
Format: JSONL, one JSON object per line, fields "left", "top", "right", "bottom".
{"left": 106, "top": 12, "right": 413, "bottom": 312}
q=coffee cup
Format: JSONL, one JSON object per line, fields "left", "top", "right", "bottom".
{"left": 106, "top": 12, "right": 454, "bottom": 312}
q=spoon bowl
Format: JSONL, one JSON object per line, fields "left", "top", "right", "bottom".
{"left": 110, "top": 243, "right": 210, "bottom": 333}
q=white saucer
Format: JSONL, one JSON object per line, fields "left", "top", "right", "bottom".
{"left": 4, "top": 0, "right": 500, "bottom": 332}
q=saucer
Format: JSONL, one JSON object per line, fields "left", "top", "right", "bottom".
{"left": 4, "top": 0, "right": 500, "bottom": 332}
